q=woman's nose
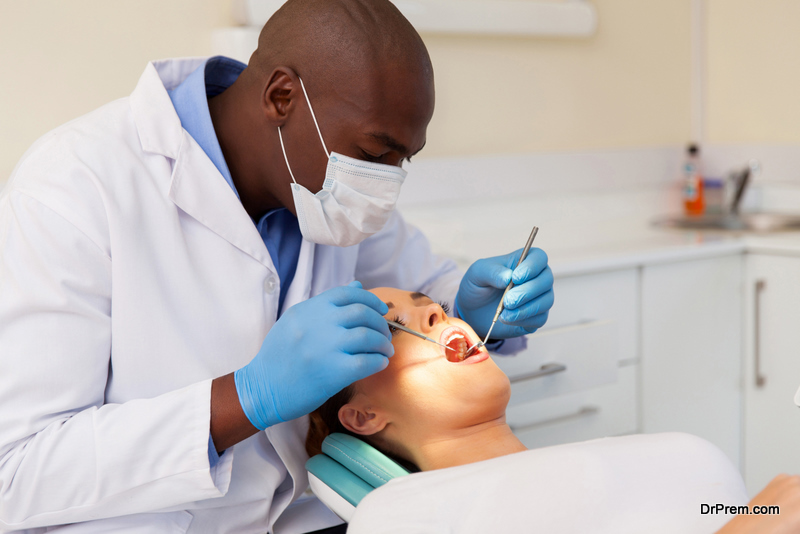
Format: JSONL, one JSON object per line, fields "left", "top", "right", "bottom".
{"left": 421, "top": 302, "right": 445, "bottom": 333}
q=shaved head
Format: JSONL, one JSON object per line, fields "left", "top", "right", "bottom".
{"left": 209, "top": 0, "right": 435, "bottom": 220}
{"left": 251, "top": 0, "right": 433, "bottom": 92}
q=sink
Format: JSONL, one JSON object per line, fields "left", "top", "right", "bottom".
{"left": 654, "top": 213, "right": 800, "bottom": 233}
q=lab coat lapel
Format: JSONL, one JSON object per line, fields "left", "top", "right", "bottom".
{"left": 130, "top": 59, "right": 204, "bottom": 160}
{"left": 169, "top": 130, "right": 274, "bottom": 270}
{"left": 130, "top": 58, "right": 275, "bottom": 271}
{"left": 280, "top": 238, "right": 316, "bottom": 315}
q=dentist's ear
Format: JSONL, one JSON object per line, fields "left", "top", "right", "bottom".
{"left": 338, "top": 400, "right": 388, "bottom": 436}
{"left": 262, "top": 67, "right": 301, "bottom": 126}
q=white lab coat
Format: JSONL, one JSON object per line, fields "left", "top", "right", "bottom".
{"left": 0, "top": 58, "right": 463, "bottom": 533}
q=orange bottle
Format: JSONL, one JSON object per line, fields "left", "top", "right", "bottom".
{"left": 683, "top": 144, "right": 705, "bottom": 216}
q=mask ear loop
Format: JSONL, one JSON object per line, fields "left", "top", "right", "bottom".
{"left": 298, "top": 77, "right": 330, "bottom": 158}
{"left": 277, "top": 127, "right": 297, "bottom": 185}
{"left": 278, "top": 76, "right": 330, "bottom": 186}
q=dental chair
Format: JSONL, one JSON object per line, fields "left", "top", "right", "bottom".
{"left": 303, "top": 432, "right": 751, "bottom": 534}
{"left": 305, "top": 433, "right": 410, "bottom": 522}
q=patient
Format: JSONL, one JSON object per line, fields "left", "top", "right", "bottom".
{"left": 306, "top": 288, "right": 800, "bottom": 534}
{"left": 307, "top": 287, "right": 524, "bottom": 472}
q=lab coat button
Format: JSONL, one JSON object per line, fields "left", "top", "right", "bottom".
{"left": 264, "top": 277, "right": 278, "bottom": 294}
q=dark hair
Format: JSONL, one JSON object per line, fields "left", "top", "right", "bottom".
{"left": 305, "top": 385, "right": 420, "bottom": 473}
{"left": 306, "top": 385, "right": 357, "bottom": 457}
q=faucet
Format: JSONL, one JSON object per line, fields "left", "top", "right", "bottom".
{"left": 729, "top": 159, "right": 761, "bottom": 216}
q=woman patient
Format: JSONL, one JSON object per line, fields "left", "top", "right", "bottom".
{"left": 307, "top": 288, "right": 800, "bottom": 534}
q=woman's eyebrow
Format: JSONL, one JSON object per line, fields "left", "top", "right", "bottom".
{"left": 410, "top": 291, "right": 432, "bottom": 303}
{"left": 385, "top": 301, "right": 395, "bottom": 309}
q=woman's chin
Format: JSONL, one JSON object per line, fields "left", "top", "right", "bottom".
{"left": 457, "top": 364, "right": 511, "bottom": 416}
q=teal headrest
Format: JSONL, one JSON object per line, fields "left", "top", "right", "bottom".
{"left": 306, "top": 433, "right": 410, "bottom": 507}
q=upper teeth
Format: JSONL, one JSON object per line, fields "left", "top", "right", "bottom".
{"left": 446, "top": 333, "right": 465, "bottom": 344}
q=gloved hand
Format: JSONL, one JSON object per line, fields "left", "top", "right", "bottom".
{"left": 234, "top": 281, "right": 393, "bottom": 430}
{"left": 455, "top": 248, "right": 554, "bottom": 339}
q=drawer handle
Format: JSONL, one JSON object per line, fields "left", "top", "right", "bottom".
{"left": 509, "top": 406, "right": 599, "bottom": 433}
{"left": 754, "top": 279, "right": 767, "bottom": 388}
{"left": 509, "top": 363, "right": 567, "bottom": 384}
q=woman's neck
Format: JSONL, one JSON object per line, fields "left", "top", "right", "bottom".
{"left": 412, "top": 418, "right": 527, "bottom": 471}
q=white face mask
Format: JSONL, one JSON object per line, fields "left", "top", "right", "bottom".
{"left": 278, "top": 78, "right": 408, "bottom": 247}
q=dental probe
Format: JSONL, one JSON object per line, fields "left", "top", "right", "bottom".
{"left": 386, "top": 319, "right": 455, "bottom": 352}
{"left": 464, "top": 225, "right": 539, "bottom": 358}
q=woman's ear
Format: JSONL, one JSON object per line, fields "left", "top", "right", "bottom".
{"left": 338, "top": 402, "right": 388, "bottom": 436}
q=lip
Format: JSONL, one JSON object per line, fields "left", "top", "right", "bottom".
{"left": 439, "top": 325, "right": 488, "bottom": 364}
{"left": 452, "top": 349, "right": 490, "bottom": 365}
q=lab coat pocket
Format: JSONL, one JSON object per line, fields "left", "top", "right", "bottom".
{"left": 45, "top": 511, "right": 193, "bottom": 533}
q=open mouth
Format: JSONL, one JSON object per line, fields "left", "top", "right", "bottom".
{"left": 440, "top": 326, "right": 477, "bottom": 363}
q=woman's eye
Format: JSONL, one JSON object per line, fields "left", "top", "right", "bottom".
{"left": 389, "top": 316, "right": 406, "bottom": 336}
{"left": 438, "top": 301, "right": 451, "bottom": 315}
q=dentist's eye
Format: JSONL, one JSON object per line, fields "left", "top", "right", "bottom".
{"left": 360, "top": 150, "right": 382, "bottom": 163}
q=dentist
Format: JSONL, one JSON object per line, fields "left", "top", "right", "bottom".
{"left": 0, "top": 0, "right": 554, "bottom": 532}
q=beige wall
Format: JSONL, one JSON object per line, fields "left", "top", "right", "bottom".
{"left": 0, "top": 0, "right": 234, "bottom": 181}
{"left": 0, "top": 0, "right": 693, "bottom": 180}
{"left": 706, "top": 0, "right": 800, "bottom": 145}
{"left": 423, "top": 0, "right": 693, "bottom": 158}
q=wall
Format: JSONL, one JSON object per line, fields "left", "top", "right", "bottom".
{"left": 0, "top": 0, "right": 234, "bottom": 181}
{"left": 422, "top": 0, "right": 693, "bottom": 158}
{"left": 0, "top": 0, "right": 693, "bottom": 182}
{"left": 706, "top": 0, "right": 800, "bottom": 146}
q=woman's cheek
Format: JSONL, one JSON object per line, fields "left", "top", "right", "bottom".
{"left": 389, "top": 336, "right": 424, "bottom": 368}
{"left": 380, "top": 337, "right": 445, "bottom": 400}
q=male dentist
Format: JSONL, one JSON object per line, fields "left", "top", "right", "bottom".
{"left": 0, "top": 0, "right": 554, "bottom": 532}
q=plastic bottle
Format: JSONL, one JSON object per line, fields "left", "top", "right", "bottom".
{"left": 683, "top": 144, "right": 704, "bottom": 216}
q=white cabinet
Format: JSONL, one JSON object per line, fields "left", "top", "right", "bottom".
{"left": 503, "top": 249, "right": 800, "bottom": 483}
{"left": 507, "top": 364, "right": 637, "bottom": 449}
{"left": 497, "top": 320, "right": 618, "bottom": 405}
{"left": 641, "top": 254, "right": 743, "bottom": 469}
{"left": 743, "top": 254, "right": 800, "bottom": 494}
{"left": 544, "top": 268, "right": 639, "bottom": 364}
{"left": 502, "top": 268, "right": 639, "bottom": 448}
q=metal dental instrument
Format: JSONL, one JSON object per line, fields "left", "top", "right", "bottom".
{"left": 464, "top": 225, "right": 540, "bottom": 358}
{"left": 386, "top": 319, "right": 455, "bottom": 352}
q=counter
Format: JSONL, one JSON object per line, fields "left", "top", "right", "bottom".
{"left": 399, "top": 184, "right": 800, "bottom": 277}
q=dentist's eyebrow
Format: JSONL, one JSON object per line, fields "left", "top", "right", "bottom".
{"left": 368, "top": 133, "right": 408, "bottom": 155}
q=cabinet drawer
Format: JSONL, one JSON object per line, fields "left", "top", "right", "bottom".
{"left": 506, "top": 364, "right": 638, "bottom": 449}
{"left": 495, "top": 320, "right": 618, "bottom": 405}
{"left": 546, "top": 268, "right": 639, "bottom": 363}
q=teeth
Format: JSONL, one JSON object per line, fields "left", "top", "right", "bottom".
{"left": 445, "top": 333, "right": 465, "bottom": 344}
{"left": 442, "top": 330, "right": 470, "bottom": 362}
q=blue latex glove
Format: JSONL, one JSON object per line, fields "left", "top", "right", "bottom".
{"left": 455, "top": 248, "right": 554, "bottom": 339}
{"left": 234, "top": 281, "right": 393, "bottom": 430}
